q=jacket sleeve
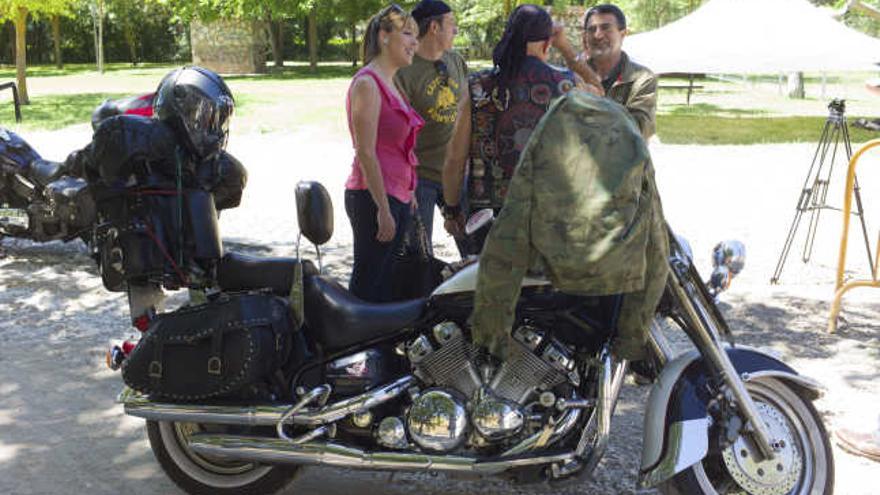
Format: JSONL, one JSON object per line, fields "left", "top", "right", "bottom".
{"left": 627, "top": 71, "right": 658, "bottom": 141}
{"left": 470, "top": 142, "right": 536, "bottom": 356}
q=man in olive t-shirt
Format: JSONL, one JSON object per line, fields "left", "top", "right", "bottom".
{"left": 396, "top": 0, "right": 468, "bottom": 254}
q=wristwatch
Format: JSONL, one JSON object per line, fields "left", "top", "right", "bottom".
{"left": 442, "top": 203, "right": 462, "bottom": 220}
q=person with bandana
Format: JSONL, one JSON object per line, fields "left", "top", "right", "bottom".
{"left": 395, "top": 0, "right": 468, "bottom": 254}
{"left": 440, "top": 4, "right": 602, "bottom": 250}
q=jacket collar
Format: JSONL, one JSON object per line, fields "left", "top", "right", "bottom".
{"left": 590, "top": 51, "right": 635, "bottom": 90}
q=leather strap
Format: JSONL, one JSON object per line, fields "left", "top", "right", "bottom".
{"left": 207, "top": 326, "right": 223, "bottom": 376}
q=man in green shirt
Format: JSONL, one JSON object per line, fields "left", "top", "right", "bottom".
{"left": 396, "top": 0, "right": 468, "bottom": 254}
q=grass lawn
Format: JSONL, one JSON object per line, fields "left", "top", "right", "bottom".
{"left": 1, "top": 62, "right": 879, "bottom": 145}
{"left": 657, "top": 114, "right": 879, "bottom": 145}
{"left": 656, "top": 73, "right": 880, "bottom": 144}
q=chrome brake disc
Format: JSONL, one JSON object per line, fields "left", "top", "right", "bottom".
{"left": 721, "top": 402, "right": 802, "bottom": 495}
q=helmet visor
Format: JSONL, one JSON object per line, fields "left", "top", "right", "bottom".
{"left": 180, "top": 91, "right": 234, "bottom": 158}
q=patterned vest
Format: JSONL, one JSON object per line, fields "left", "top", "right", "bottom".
{"left": 468, "top": 56, "right": 576, "bottom": 210}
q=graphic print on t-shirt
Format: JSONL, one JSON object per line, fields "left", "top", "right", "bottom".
{"left": 425, "top": 75, "right": 460, "bottom": 124}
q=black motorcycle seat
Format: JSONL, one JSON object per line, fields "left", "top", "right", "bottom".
{"left": 217, "top": 252, "right": 318, "bottom": 296}
{"left": 304, "top": 275, "right": 425, "bottom": 351}
{"left": 28, "top": 159, "right": 65, "bottom": 186}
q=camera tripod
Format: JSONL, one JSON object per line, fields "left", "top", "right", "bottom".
{"left": 771, "top": 99, "right": 874, "bottom": 284}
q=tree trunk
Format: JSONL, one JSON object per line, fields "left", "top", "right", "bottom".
{"left": 350, "top": 21, "right": 357, "bottom": 67}
{"left": 275, "top": 21, "right": 284, "bottom": 67}
{"left": 308, "top": 5, "right": 318, "bottom": 71}
{"left": 786, "top": 72, "right": 805, "bottom": 99}
{"left": 8, "top": 21, "right": 15, "bottom": 64}
{"left": 266, "top": 20, "right": 279, "bottom": 67}
{"left": 123, "top": 23, "right": 138, "bottom": 66}
{"left": 52, "top": 15, "right": 63, "bottom": 69}
{"left": 14, "top": 7, "right": 29, "bottom": 104}
{"left": 94, "top": 0, "right": 105, "bottom": 73}
{"left": 267, "top": 18, "right": 284, "bottom": 68}
{"left": 504, "top": 0, "right": 513, "bottom": 18}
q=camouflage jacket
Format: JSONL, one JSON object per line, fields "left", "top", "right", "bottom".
{"left": 470, "top": 92, "right": 669, "bottom": 360}
{"left": 600, "top": 52, "right": 657, "bottom": 141}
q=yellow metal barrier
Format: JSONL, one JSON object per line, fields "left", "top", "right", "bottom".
{"left": 828, "top": 139, "right": 880, "bottom": 333}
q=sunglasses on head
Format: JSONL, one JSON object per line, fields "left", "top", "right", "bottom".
{"left": 378, "top": 3, "right": 406, "bottom": 20}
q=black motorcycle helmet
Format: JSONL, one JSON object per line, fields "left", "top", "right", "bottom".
{"left": 153, "top": 66, "right": 235, "bottom": 160}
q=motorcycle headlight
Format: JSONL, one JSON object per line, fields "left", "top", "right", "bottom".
{"left": 709, "top": 240, "right": 746, "bottom": 294}
{"left": 712, "top": 240, "right": 746, "bottom": 276}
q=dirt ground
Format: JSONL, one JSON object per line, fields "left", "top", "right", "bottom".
{"left": 1, "top": 128, "right": 878, "bottom": 494}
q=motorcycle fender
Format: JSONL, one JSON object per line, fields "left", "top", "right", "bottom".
{"left": 637, "top": 345, "right": 824, "bottom": 488}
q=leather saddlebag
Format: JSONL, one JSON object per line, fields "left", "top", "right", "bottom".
{"left": 122, "top": 292, "right": 293, "bottom": 401}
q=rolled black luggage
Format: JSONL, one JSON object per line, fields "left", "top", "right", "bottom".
{"left": 122, "top": 291, "right": 293, "bottom": 401}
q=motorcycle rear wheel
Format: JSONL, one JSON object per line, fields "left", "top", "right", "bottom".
{"left": 658, "top": 377, "right": 834, "bottom": 495}
{"left": 146, "top": 420, "right": 299, "bottom": 495}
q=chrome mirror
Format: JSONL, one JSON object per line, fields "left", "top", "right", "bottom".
{"left": 709, "top": 240, "right": 746, "bottom": 296}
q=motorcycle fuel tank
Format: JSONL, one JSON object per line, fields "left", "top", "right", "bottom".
{"left": 431, "top": 262, "right": 550, "bottom": 297}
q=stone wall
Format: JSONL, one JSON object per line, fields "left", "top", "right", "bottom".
{"left": 191, "top": 19, "right": 266, "bottom": 74}
{"left": 548, "top": 6, "right": 588, "bottom": 66}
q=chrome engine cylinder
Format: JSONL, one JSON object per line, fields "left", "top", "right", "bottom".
{"left": 489, "top": 326, "right": 575, "bottom": 404}
{"left": 408, "top": 322, "right": 482, "bottom": 399}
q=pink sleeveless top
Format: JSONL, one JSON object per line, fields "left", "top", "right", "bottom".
{"left": 345, "top": 67, "right": 424, "bottom": 204}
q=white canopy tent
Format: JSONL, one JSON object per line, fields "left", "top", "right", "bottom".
{"left": 623, "top": 0, "right": 880, "bottom": 74}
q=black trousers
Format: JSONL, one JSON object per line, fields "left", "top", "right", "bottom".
{"left": 344, "top": 189, "right": 412, "bottom": 302}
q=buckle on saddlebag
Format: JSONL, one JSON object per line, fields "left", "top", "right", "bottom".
{"left": 207, "top": 356, "right": 222, "bottom": 375}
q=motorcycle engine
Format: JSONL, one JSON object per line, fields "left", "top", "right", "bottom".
{"left": 12, "top": 176, "right": 96, "bottom": 242}
{"left": 405, "top": 322, "right": 577, "bottom": 452}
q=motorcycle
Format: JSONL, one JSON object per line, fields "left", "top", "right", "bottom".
{"left": 91, "top": 92, "right": 155, "bottom": 131}
{"left": 0, "top": 128, "right": 95, "bottom": 246}
{"left": 113, "top": 181, "right": 833, "bottom": 495}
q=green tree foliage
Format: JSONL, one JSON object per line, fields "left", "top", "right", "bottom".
{"left": 331, "top": 0, "right": 384, "bottom": 65}
{"left": 0, "top": 0, "right": 76, "bottom": 103}
{"left": 0, "top": 0, "right": 873, "bottom": 81}
{"left": 153, "top": 0, "right": 307, "bottom": 22}
{"left": 101, "top": 0, "right": 181, "bottom": 65}
{"left": 829, "top": 0, "right": 880, "bottom": 36}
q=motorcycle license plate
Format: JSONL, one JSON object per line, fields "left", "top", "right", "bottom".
{"left": 0, "top": 207, "right": 28, "bottom": 232}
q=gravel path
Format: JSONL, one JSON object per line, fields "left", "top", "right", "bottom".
{"left": 1, "top": 128, "right": 878, "bottom": 494}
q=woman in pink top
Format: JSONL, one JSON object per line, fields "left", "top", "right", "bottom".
{"left": 345, "top": 4, "right": 424, "bottom": 302}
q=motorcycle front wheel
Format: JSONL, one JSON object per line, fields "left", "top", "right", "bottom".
{"left": 146, "top": 420, "right": 299, "bottom": 495}
{"left": 659, "top": 377, "right": 834, "bottom": 495}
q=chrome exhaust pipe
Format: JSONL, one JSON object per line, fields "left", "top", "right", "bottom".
{"left": 545, "top": 347, "right": 627, "bottom": 480}
{"left": 500, "top": 406, "right": 581, "bottom": 457}
{"left": 576, "top": 347, "right": 627, "bottom": 474}
{"left": 120, "top": 375, "right": 417, "bottom": 426}
{"left": 188, "top": 434, "right": 574, "bottom": 474}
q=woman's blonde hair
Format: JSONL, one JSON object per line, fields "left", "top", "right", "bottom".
{"left": 363, "top": 4, "right": 416, "bottom": 65}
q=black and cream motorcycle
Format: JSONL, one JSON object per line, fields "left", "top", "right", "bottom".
{"left": 114, "top": 182, "right": 833, "bottom": 495}
{"left": 0, "top": 128, "right": 94, "bottom": 246}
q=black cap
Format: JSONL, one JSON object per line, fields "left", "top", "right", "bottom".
{"left": 412, "top": 0, "right": 452, "bottom": 23}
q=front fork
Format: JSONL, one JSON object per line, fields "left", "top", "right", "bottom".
{"left": 660, "top": 258, "right": 777, "bottom": 461}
